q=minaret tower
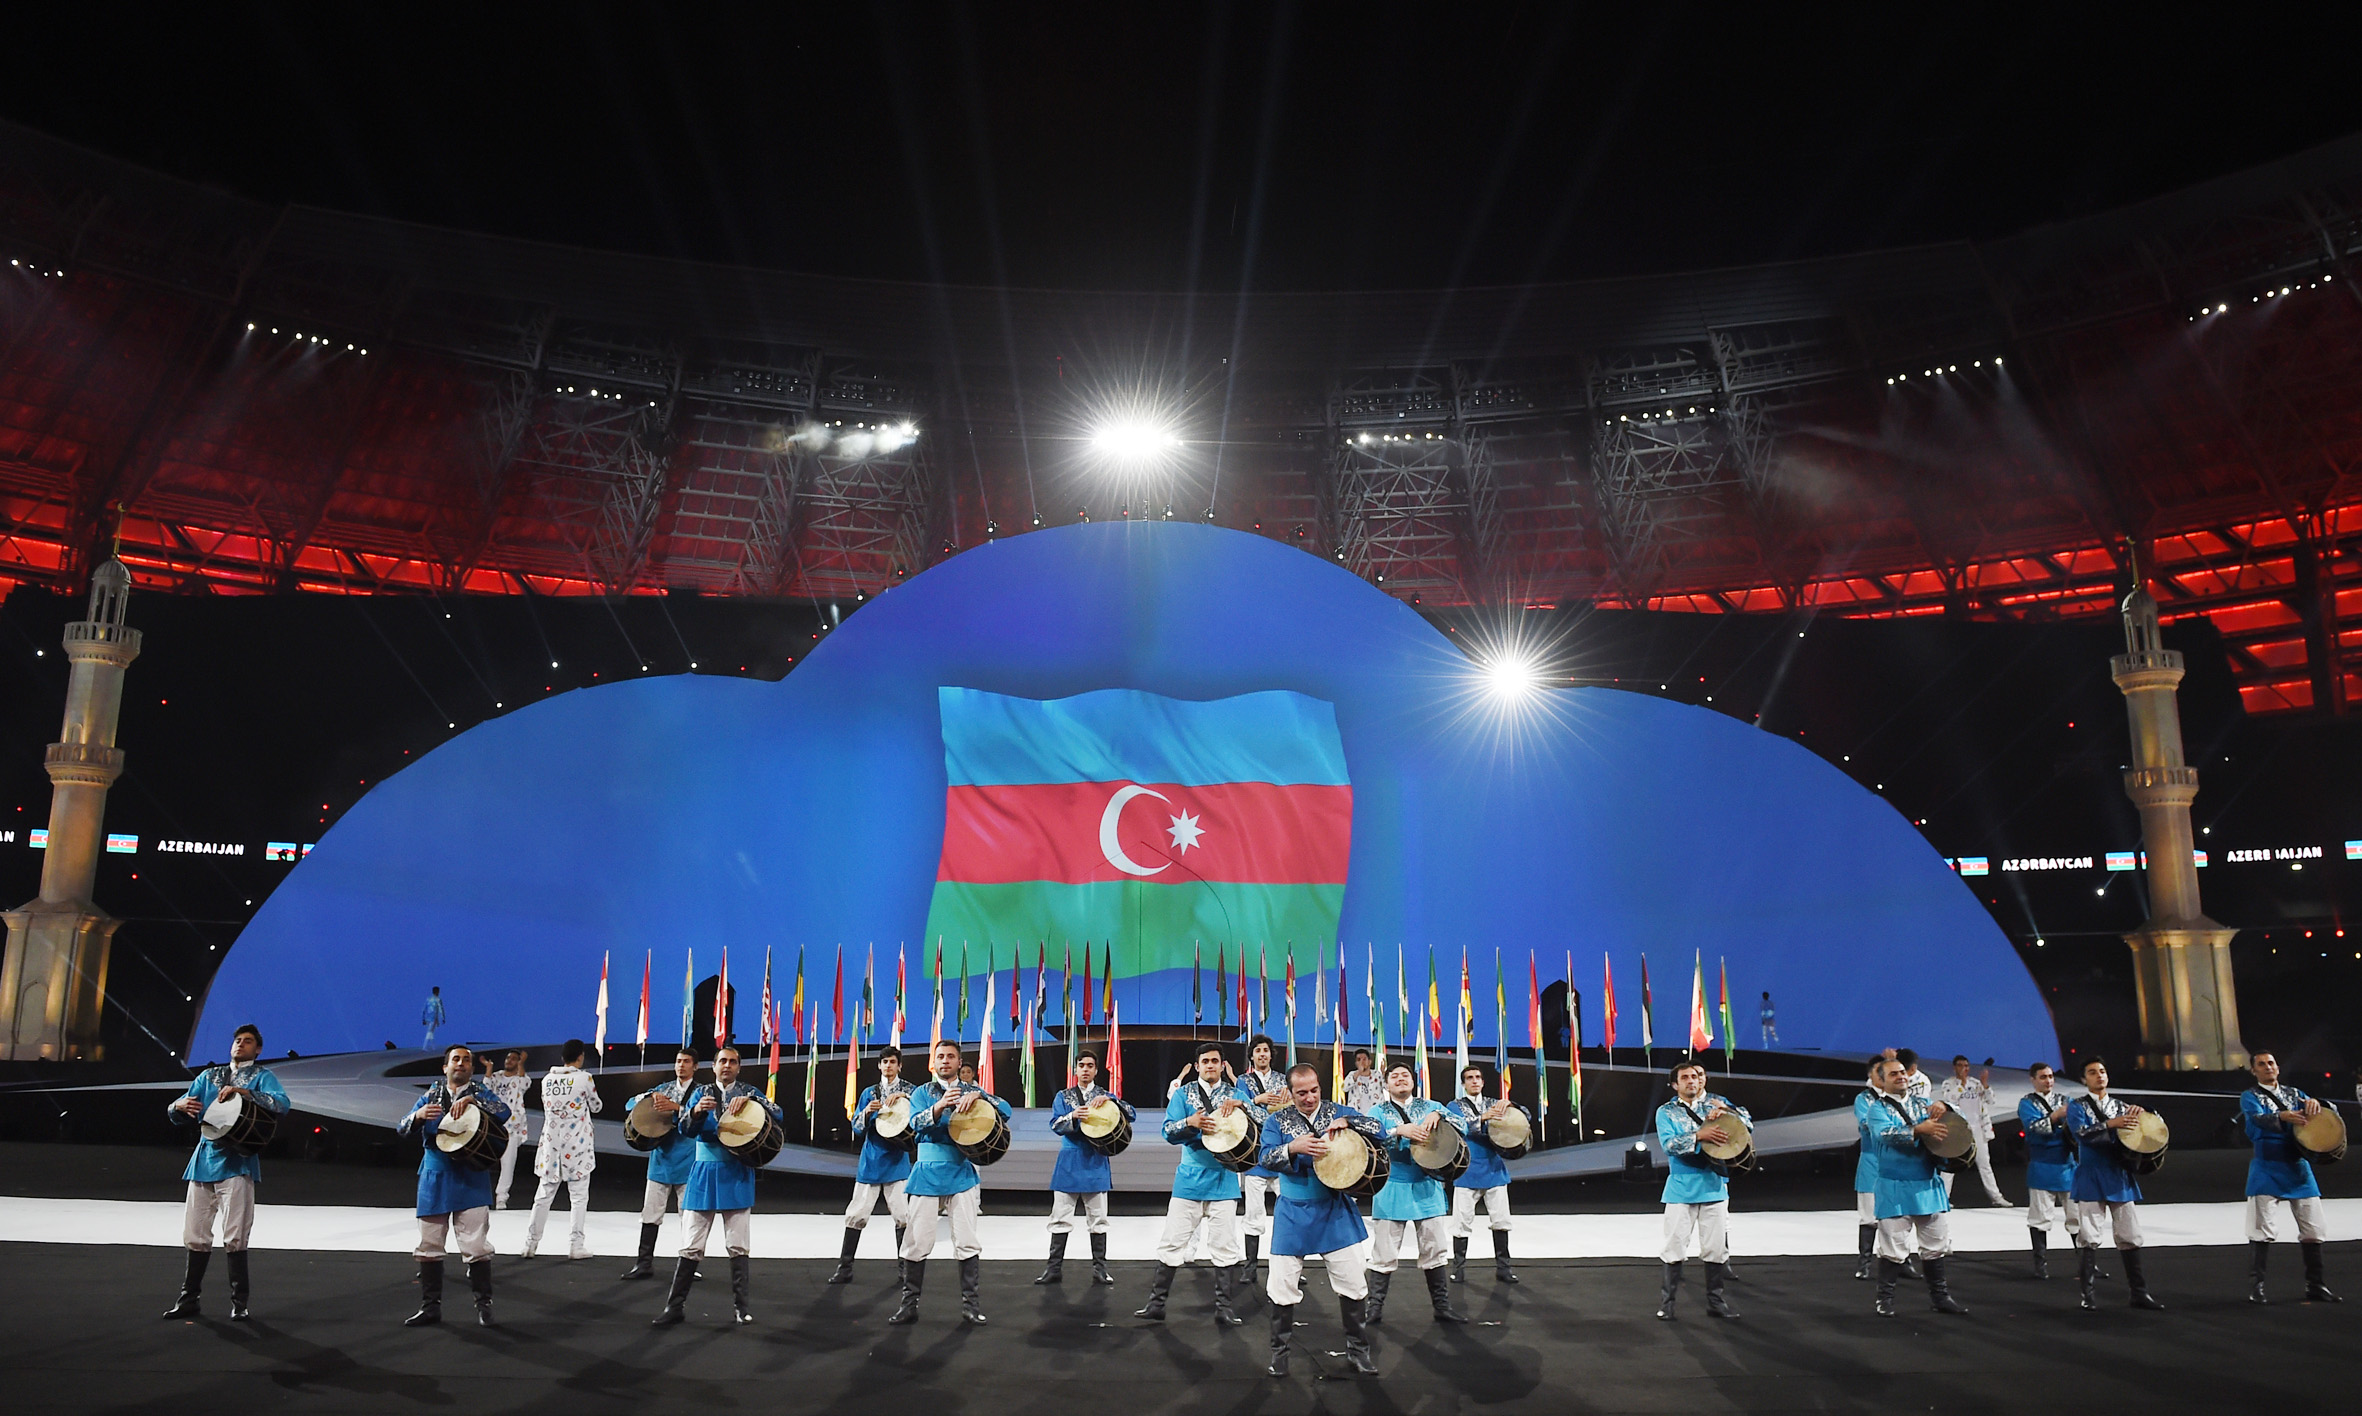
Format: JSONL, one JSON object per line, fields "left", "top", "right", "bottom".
{"left": 2110, "top": 575, "right": 2247, "bottom": 1071}
{"left": 2, "top": 559, "right": 141, "bottom": 1060}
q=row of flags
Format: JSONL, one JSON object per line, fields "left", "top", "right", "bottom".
{"left": 586, "top": 942, "right": 1748, "bottom": 1145}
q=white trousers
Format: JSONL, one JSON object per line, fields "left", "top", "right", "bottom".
{"left": 1240, "top": 1175, "right": 1273, "bottom": 1237}
{"left": 639, "top": 1180, "right": 685, "bottom": 1224}
{"left": 845, "top": 1179, "right": 910, "bottom": 1230}
{"left": 182, "top": 1176, "right": 255, "bottom": 1252}
{"left": 494, "top": 1131, "right": 522, "bottom": 1209}
{"left": 415, "top": 1207, "right": 492, "bottom": 1262}
{"left": 1268, "top": 1244, "right": 1368, "bottom": 1305}
{"left": 1368, "top": 1216, "right": 1452, "bottom": 1273}
{"left": 1875, "top": 1211, "right": 1950, "bottom": 1262}
{"left": 2026, "top": 1188, "right": 2080, "bottom": 1237}
{"left": 2075, "top": 1199, "right": 2143, "bottom": 1249}
{"left": 1855, "top": 1190, "right": 1875, "bottom": 1222}
{"left": 902, "top": 1187, "right": 982, "bottom": 1261}
{"left": 681, "top": 1208, "right": 750, "bottom": 1259}
{"left": 527, "top": 1175, "right": 589, "bottom": 1247}
{"left": 1050, "top": 1190, "right": 1110, "bottom": 1235}
{"left": 1661, "top": 1200, "right": 1730, "bottom": 1265}
{"left": 1452, "top": 1184, "right": 1513, "bottom": 1234}
{"left": 2246, "top": 1194, "right": 2328, "bottom": 1244}
{"left": 1156, "top": 1197, "right": 1242, "bottom": 1266}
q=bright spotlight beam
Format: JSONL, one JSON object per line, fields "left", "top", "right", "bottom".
{"left": 1482, "top": 652, "right": 1544, "bottom": 700}
{"left": 1087, "top": 417, "right": 1184, "bottom": 465}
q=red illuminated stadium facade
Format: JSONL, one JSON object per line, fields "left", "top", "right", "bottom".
{"left": 3, "top": 121, "right": 2358, "bottom": 714}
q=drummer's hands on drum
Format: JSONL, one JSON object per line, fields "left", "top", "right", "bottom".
{"left": 696, "top": 1094, "right": 718, "bottom": 1115}
{"left": 1927, "top": 1101, "right": 1949, "bottom": 1119}
{"left": 1286, "top": 1133, "right": 1328, "bottom": 1158}
{"left": 1216, "top": 1096, "right": 1243, "bottom": 1117}
{"left": 654, "top": 1093, "right": 679, "bottom": 1115}
{"left": 420, "top": 1102, "right": 445, "bottom": 1122}
{"left": 174, "top": 1095, "right": 204, "bottom": 1116}
{"left": 2105, "top": 1109, "right": 2141, "bottom": 1129}
{"left": 1698, "top": 1124, "right": 1729, "bottom": 1145}
{"left": 449, "top": 1094, "right": 472, "bottom": 1117}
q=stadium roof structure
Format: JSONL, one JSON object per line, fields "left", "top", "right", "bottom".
{"left": 2, "top": 119, "right": 2359, "bottom": 714}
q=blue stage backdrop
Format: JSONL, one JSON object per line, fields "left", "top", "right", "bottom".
{"left": 194, "top": 522, "right": 2054, "bottom": 1064}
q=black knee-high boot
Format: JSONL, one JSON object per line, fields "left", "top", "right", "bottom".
{"left": 622, "top": 1223, "right": 659, "bottom": 1280}
{"left": 2303, "top": 1242, "right": 2341, "bottom": 1302}
{"left": 163, "top": 1249, "right": 209, "bottom": 1319}
{"left": 405, "top": 1260, "right": 443, "bottom": 1327}
{"left": 652, "top": 1257, "right": 694, "bottom": 1326}
{"left": 730, "top": 1254, "right": 753, "bottom": 1324}
{"left": 1426, "top": 1266, "right": 1467, "bottom": 1322}
{"left": 1212, "top": 1262, "right": 1242, "bottom": 1326}
{"left": 1244, "top": 1232, "right": 1260, "bottom": 1274}
{"left": 828, "top": 1227, "right": 861, "bottom": 1284}
{"left": 1854, "top": 1224, "right": 1875, "bottom": 1280}
{"left": 1924, "top": 1256, "right": 1967, "bottom": 1315}
{"left": 467, "top": 1260, "right": 494, "bottom": 1327}
{"left": 889, "top": 1259, "right": 923, "bottom": 1324}
{"left": 1340, "top": 1295, "right": 1378, "bottom": 1374}
{"left": 2123, "top": 1247, "right": 2165, "bottom": 1310}
{"left": 1491, "top": 1229, "right": 1519, "bottom": 1284}
{"left": 1266, "top": 1303, "right": 1296, "bottom": 1378}
{"left": 1035, "top": 1232, "right": 1067, "bottom": 1285}
{"left": 2249, "top": 1241, "right": 2271, "bottom": 1304}
{"left": 1134, "top": 1263, "right": 1174, "bottom": 1319}
{"left": 1450, "top": 1235, "right": 1468, "bottom": 1283}
{"left": 959, "top": 1254, "right": 986, "bottom": 1325}
{"left": 226, "top": 1250, "right": 252, "bottom": 1322}
{"left": 1656, "top": 1263, "right": 1682, "bottom": 1320}
{"left": 1089, "top": 1231, "right": 1115, "bottom": 1285}
{"left": 1874, "top": 1258, "right": 1901, "bottom": 1317}
{"left": 2030, "top": 1228, "right": 2049, "bottom": 1279}
{"left": 1364, "top": 1269, "right": 1390, "bottom": 1324}
{"left": 1704, "top": 1261, "right": 1738, "bottom": 1318}
{"left": 2077, "top": 1245, "right": 2099, "bottom": 1311}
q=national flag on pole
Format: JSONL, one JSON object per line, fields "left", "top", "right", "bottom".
{"left": 1527, "top": 954, "right": 1544, "bottom": 1111}
{"left": 762, "top": 949, "right": 779, "bottom": 1100}
{"left": 1331, "top": 1002, "right": 1344, "bottom": 1102}
{"left": 1493, "top": 945, "right": 1507, "bottom": 1075}
{"left": 1034, "top": 942, "right": 1048, "bottom": 1024}
{"left": 957, "top": 941, "right": 970, "bottom": 1038}
{"left": 681, "top": 948, "right": 695, "bottom": 1051}
{"left": 1313, "top": 941, "right": 1327, "bottom": 1031}
{"left": 1061, "top": 940, "right": 1076, "bottom": 1078}
{"left": 1427, "top": 948, "right": 1442, "bottom": 1042}
{"left": 892, "top": 945, "right": 907, "bottom": 1046}
{"left": 1454, "top": 947, "right": 1472, "bottom": 1076}
{"left": 1568, "top": 954, "right": 1581, "bottom": 1139}
{"left": 1284, "top": 948, "right": 1297, "bottom": 1065}
{"left": 1258, "top": 941, "right": 1270, "bottom": 1033}
{"left": 930, "top": 940, "right": 944, "bottom": 1053}
{"left": 862, "top": 944, "right": 875, "bottom": 1039}
{"left": 1100, "top": 941, "right": 1112, "bottom": 1023}
{"left": 803, "top": 1003, "right": 818, "bottom": 1124}
{"left": 1235, "top": 945, "right": 1249, "bottom": 1038}
{"left": 1193, "top": 939, "right": 1203, "bottom": 1023}
{"left": 715, "top": 947, "right": 730, "bottom": 1046}
{"left": 831, "top": 946, "right": 844, "bottom": 1045}
{"left": 1688, "top": 950, "right": 1712, "bottom": 1053}
{"left": 1414, "top": 997, "right": 1431, "bottom": 1099}
{"left": 793, "top": 946, "right": 806, "bottom": 1045}
{"left": 842, "top": 1022, "right": 859, "bottom": 1121}
{"left": 1374, "top": 990, "right": 1387, "bottom": 1076}
{"left": 1337, "top": 949, "right": 1349, "bottom": 1036}
{"left": 1009, "top": 946, "right": 1020, "bottom": 1031}
{"left": 594, "top": 951, "right": 609, "bottom": 1067}
{"left": 978, "top": 969, "right": 997, "bottom": 1095}
{"left": 1215, "top": 945, "right": 1227, "bottom": 1028}
{"left": 1105, "top": 995, "right": 1123, "bottom": 1096}
{"left": 636, "top": 951, "right": 651, "bottom": 1055}
{"left": 1718, "top": 957, "right": 1736, "bottom": 1066}
{"left": 758, "top": 947, "right": 775, "bottom": 1058}
{"left": 1022, "top": 999, "right": 1038, "bottom": 1107}
{"left": 1640, "top": 953, "right": 1655, "bottom": 1063}
{"left": 920, "top": 688, "right": 1353, "bottom": 973}
{"left": 1602, "top": 952, "right": 1618, "bottom": 1052}
{"left": 1083, "top": 946, "right": 1095, "bottom": 1027}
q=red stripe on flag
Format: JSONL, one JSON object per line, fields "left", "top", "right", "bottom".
{"left": 936, "top": 781, "right": 1352, "bottom": 884}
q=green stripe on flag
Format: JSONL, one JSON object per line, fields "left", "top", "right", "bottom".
{"left": 922, "top": 880, "right": 1342, "bottom": 977}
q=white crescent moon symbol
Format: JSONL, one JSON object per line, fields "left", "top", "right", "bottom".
{"left": 1099, "top": 784, "right": 1171, "bottom": 877}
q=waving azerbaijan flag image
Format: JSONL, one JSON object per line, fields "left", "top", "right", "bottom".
{"left": 922, "top": 687, "right": 1352, "bottom": 984}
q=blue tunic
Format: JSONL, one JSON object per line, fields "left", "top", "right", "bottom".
{"left": 1851, "top": 1089, "right": 1880, "bottom": 1193}
{"left": 2067, "top": 1094, "right": 2143, "bottom": 1204}
{"left": 1370, "top": 1097, "right": 1458, "bottom": 1221}
{"left": 397, "top": 1080, "right": 513, "bottom": 1217}
{"left": 1657, "top": 1092, "right": 1752, "bottom": 1205}
{"left": 681, "top": 1082, "right": 785, "bottom": 1212}
{"left": 2241, "top": 1085, "right": 2323, "bottom": 1200}
{"left": 1238, "top": 1068, "right": 1290, "bottom": 1181}
{"left": 170, "top": 1062, "right": 290, "bottom": 1184}
{"left": 627, "top": 1078, "right": 701, "bottom": 1186}
{"left": 1163, "top": 1080, "right": 1249, "bottom": 1203}
{"left": 2018, "top": 1091, "right": 2078, "bottom": 1193}
{"left": 1860, "top": 1090, "right": 1948, "bottom": 1219}
{"left": 852, "top": 1082, "right": 917, "bottom": 1186}
{"left": 1049, "top": 1084, "right": 1134, "bottom": 1194}
{"left": 904, "top": 1081, "right": 1012, "bottom": 1198}
{"left": 1257, "top": 1102, "right": 1385, "bottom": 1256}
{"left": 1448, "top": 1096, "right": 1514, "bottom": 1190}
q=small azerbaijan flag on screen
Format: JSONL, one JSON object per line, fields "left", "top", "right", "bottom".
{"left": 922, "top": 687, "right": 1351, "bottom": 983}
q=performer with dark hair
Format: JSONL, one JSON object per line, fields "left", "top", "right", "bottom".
{"left": 395, "top": 1044, "right": 512, "bottom": 1327}
{"left": 893, "top": 1039, "right": 1012, "bottom": 1326}
{"left": 162, "top": 1022, "right": 288, "bottom": 1321}
{"left": 482, "top": 1050, "right": 531, "bottom": 1210}
{"left": 652, "top": 1044, "right": 783, "bottom": 1327}
{"left": 1653, "top": 1060, "right": 1749, "bottom": 1320}
{"left": 1043, "top": 1049, "right": 1131, "bottom": 1286}
{"left": 1257, "top": 1063, "right": 1386, "bottom": 1378}
{"left": 833, "top": 1045, "right": 913, "bottom": 1284}
{"left": 1236, "top": 1034, "right": 1290, "bottom": 1277}
{"left": 2240, "top": 1051, "right": 2340, "bottom": 1304}
{"left": 1448, "top": 1062, "right": 1520, "bottom": 1284}
{"left": 1141, "top": 1041, "right": 1248, "bottom": 1324}
{"left": 621, "top": 1048, "right": 701, "bottom": 1280}
{"left": 1861, "top": 1056, "right": 1966, "bottom": 1317}
{"left": 1850, "top": 1055, "right": 1883, "bottom": 1280}
{"left": 2068, "top": 1056, "right": 2165, "bottom": 1311}
{"left": 1367, "top": 1061, "right": 1465, "bottom": 1325}
{"left": 522, "top": 1038, "right": 601, "bottom": 1260}
{"left": 2018, "top": 1062, "right": 2080, "bottom": 1277}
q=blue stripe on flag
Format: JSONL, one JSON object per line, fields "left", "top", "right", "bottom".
{"left": 938, "top": 687, "right": 1348, "bottom": 786}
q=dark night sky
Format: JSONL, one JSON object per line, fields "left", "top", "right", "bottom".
{"left": 6, "top": 5, "right": 2360, "bottom": 292}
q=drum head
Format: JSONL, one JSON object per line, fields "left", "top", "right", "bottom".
{"left": 200, "top": 1095, "right": 244, "bottom": 1141}
{"left": 1410, "top": 1118, "right": 1465, "bottom": 1172}
{"left": 873, "top": 1095, "right": 913, "bottom": 1138}
{"left": 1078, "top": 1098, "right": 1123, "bottom": 1138}
{"left": 946, "top": 1099, "right": 1000, "bottom": 1146}
{"left": 2122, "top": 1110, "right": 2170, "bottom": 1155}
{"left": 1313, "top": 1129, "right": 1372, "bottom": 1190}
{"left": 1926, "top": 1112, "right": 1975, "bottom": 1159}
{"left": 1699, "top": 1113, "right": 1752, "bottom": 1162}
{"left": 1203, "top": 1107, "right": 1252, "bottom": 1153}
{"left": 434, "top": 1103, "right": 482, "bottom": 1152}
{"left": 626, "top": 1096, "right": 671, "bottom": 1139}
{"left": 1488, "top": 1108, "right": 1534, "bottom": 1151}
{"left": 716, "top": 1098, "right": 767, "bottom": 1145}
{"left": 2296, "top": 1107, "right": 2347, "bottom": 1161}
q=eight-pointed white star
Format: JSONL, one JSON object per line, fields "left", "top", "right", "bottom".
{"left": 1166, "top": 810, "right": 1205, "bottom": 854}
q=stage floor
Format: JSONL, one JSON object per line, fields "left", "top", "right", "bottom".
{"left": 8, "top": 1142, "right": 2357, "bottom": 1413}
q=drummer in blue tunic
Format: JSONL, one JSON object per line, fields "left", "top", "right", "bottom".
{"left": 395, "top": 1044, "right": 512, "bottom": 1327}
{"left": 1139, "top": 1041, "right": 1251, "bottom": 1326}
{"left": 162, "top": 1022, "right": 289, "bottom": 1322}
{"left": 1041, "top": 1049, "right": 1133, "bottom": 1286}
{"left": 1447, "top": 1063, "right": 1521, "bottom": 1284}
{"left": 830, "top": 1045, "right": 916, "bottom": 1285}
{"left": 1860, "top": 1055, "right": 1967, "bottom": 1317}
{"left": 893, "top": 1038, "right": 1013, "bottom": 1326}
{"left": 1256, "top": 1063, "right": 1386, "bottom": 1378}
{"left": 2240, "top": 1051, "right": 2341, "bottom": 1304}
{"left": 1366, "top": 1062, "right": 1466, "bottom": 1325}
{"left": 2066, "top": 1056, "right": 2165, "bottom": 1311}
{"left": 652, "top": 1043, "right": 783, "bottom": 1327}
{"left": 1653, "top": 1060, "right": 1750, "bottom": 1321}
{"left": 2017, "top": 1062, "right": 2081, "bottom": 1278}
{"left": 620, "top": 1048, "right": 702, "bottom": 1281}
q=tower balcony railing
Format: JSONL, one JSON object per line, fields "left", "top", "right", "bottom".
{"left": 45, "top": 741, "right": 126, "bottom": 776}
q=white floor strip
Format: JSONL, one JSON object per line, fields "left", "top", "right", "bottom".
{"left": 8, "top": 1195, "right": 2353, "bottom": 1260}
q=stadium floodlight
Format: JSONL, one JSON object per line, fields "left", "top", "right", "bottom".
{"left": 1087, "top": 416, "right": 1183, "bottom": 465}
{"left": 1482, "top": 651, "right": 1544, "bottom": 700}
